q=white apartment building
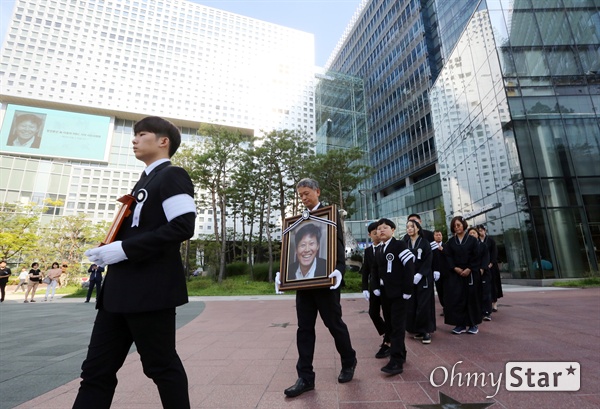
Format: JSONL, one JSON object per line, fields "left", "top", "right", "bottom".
{"left": 0, "top": 0, "right": 316, "bottom": 237}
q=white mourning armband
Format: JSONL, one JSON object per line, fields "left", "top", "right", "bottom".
{"left": 162, "top": 194, "right": 196, "bottom": 221}
{"left": 399, "top": 248, "right": 415, "bottom": 266}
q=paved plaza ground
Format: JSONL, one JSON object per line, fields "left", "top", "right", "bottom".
{"left": 0, "top": 285, "right": 598, "bottom": 408}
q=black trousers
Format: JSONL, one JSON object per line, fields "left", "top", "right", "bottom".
{"left": 481, "top": 270, "right": 493, "bottom": 316}
{"left": 295, "top": 288, "right": 356, "bottom": 383}
{"left": 379, "top": 286, "right": 392, "bottom": 344}
{"left": 73, "top": 308, "right": 189, "bottom": 409}
{"left": 388, "top": 296, "right": 408, "bottom": 364}
{"left": 0, "top": 280, "right": 6, "bottom": 301}
{"left": 368, "top": 289, "right": 387, "bottom": 338}
{"left": 85, "top": 280, "right": 101, "bottom": 302}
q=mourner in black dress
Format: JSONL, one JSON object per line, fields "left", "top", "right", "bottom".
{"left": 433, "top": 230, "right": 447, "bottom": 311}
{"left": 360, "top": 222, "right": 391, "bottom": 358}
{"left": 404, "top": 220, "right": 436, "bottom": 344}
{"left": 74, "top": 117, "right": 196, "bottom": 409}
{"left": 468, "top": 227, "right": 492, "bottom": 321}
{"left": 282, "top": 178, "right": 356, "bottom": 398}
{"left": 376, "top": 218, "right": 415, "bottom": 375}
{"left": 477, "top": 224, "right": 503, "bottom": 312}
{"left": 443, "top": 216, "right": 482, "bottom": 335}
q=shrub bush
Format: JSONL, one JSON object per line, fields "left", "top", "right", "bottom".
{"left": 251, "top": 262, "right": 280, "bottom": 282}
{"left": 225, "top": 262, "right": 248, "bottom": 277}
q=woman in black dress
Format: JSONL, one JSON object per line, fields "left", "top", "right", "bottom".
{"left": 404, "top": 220, "right": 435, "bottom": 344}
{"left": 443, "top": 216, "right": 482, "bottom": 334}
{"left": 468, "top": 227, "right": 492, "bottom": 322}
{"left": 477, "top": 224, "right": 503, "bottom": 312}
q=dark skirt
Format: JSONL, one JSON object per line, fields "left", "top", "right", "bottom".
{"left": 406, "top": 276, "right": 436, "bottom": 334}
{"left": 443, "top": 270, "right": 482, "bottom": 327}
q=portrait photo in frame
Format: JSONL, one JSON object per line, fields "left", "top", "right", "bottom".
{"left": 279, "top": 205, "right": 338, "bottom": 291}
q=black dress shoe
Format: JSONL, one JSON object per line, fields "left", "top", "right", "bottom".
{"left": 375, "top": 343, "right": 390, "bottom": 359}
{"left": 284, "top": 378, "right": 314, "bottom": 398}
{"left": 338, "top": 359, "right": 357, "bottom": 383}
{"left": 381, "top": 360, "right": 403, "bottom": 375}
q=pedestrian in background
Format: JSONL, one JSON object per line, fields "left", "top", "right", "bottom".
{"left": 44, "top": 262, "right": 62, "bottom": 301}
{"left": 14, "top": 267, "right": 29, "bottom": 293}
{"left": 24, "top": 262, "right": 42, "bottom": 303}
{"left": 0, "top": 260, "right": 12, "bottom": 302}
{"left": 84, "top": 264, "right": 104, "bottom": 303}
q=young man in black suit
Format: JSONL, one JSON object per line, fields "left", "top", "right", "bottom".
{"left": 360, "top": 222, "right": 391, "bottom": 358}
{"left": 73, "top": 116, "right": 196, "bottom": 409}
{"left": 281, "top": 178, "right": 357, "bottom": 398}
{"left": 375, "top": 218, "right": 415, "bottom": 375}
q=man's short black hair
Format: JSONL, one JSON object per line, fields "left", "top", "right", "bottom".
{"left": 367, "top": 221, "right": 379, "bottom": 233}
{"left": 134, "top": 116, "right": 181, "bottom": 157}
{"left": 377, "top": 218, "right": 396, "bottom": 230}
{"left": 295, "top": 223, "right": 321, "bottom": 246}
{"left": 407, "top": 213, "right": 421, "bottom": 221}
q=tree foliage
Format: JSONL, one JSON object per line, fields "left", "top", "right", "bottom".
{"left": 0, "top": 202, "right": 40, "bottom": 261}
{"left": 304, "top": 147, "right": 373, "bottom": 217}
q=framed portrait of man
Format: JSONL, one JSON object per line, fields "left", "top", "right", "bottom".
{"left": 279, "top": 205, "right": 337, "bottom": 291}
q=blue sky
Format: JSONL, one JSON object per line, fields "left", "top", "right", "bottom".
{"left": 0, "top": 0, "right": 362, "bottom": 67}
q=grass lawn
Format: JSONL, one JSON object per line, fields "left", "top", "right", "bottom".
{"left": 552, "top": 276, "right": 600, "bottom": 288}
{"left": 62, "top": 270, "right": 364, "bottom": 298}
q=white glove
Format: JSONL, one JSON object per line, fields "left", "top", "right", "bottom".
{"left": 275, "top": 272, "right": 284, "bottom": 294}
{"left": 329, "top": 269, "right": 342, "bottom": 290}
{"left": 363, "top": 290, "right": 370, "bottom": 300}
{"left": 413, "top": 273, "right": 423, "bottom": 285}
{"left": 380, "top": 279, "right": 384, "bottom": 286}
{"left": 403, "top": 293, "right": 412, "bottom": 300}
{"left": 433, "top": 271, "right": 440, "bottom": 281}
{"left": 85, "top": 241, "right": 127, "bottom": 266}
{"left": 373, "top": 289, "right": 381, "bottom": 297}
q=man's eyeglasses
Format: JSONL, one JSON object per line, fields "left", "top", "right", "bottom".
{"left": 62, "top": 264, "right": 68, "bottom": 267}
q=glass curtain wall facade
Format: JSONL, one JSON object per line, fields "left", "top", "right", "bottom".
{"left": 326, "top": 0, "right": 478, "bottom": 234}
{"left": 431, "top": 0, "right": 600, "bottom": 279}
{"left": 314, "top": 70, "right": 370, "bottom": 242}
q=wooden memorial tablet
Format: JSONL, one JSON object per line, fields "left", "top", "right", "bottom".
{"left": 100, "top": 194, "right": 135, "bottom": 246}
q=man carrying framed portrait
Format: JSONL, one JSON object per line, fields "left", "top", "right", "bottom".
{"left": 276, "top": 178, "right": 357, "bottom": 398}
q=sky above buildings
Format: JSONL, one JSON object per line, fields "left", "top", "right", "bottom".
{"left": 0, "top": 0, "right": 363, "bottom": 67}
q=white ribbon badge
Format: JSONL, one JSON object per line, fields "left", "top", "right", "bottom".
{"left": 131, "top": 189, "right": 148, "bottom": 227}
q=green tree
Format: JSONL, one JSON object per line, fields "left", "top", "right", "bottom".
{"left": 0, "top": 202, "right": 40, "bottom": 262}
{"left": 304, "top": 147, "right": 373, "bottom": 217}
{"left": 255, "top": 129, "right": 314, "bottom": 281}
{"left": 191, "top": 125, "right": 252, "bottom": 283}
{"left": 38, "top": 212, "right": 99, "bottom": 284}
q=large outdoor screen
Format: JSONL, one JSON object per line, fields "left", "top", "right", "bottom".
{"left": 0, "top": 104, "right": 113, "bottom": 162}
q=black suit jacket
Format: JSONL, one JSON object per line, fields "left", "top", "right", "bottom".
{"left": 315, "top": 203, "right": 345, "bottom": 275}
{"left": 376, "top": 237, "right": 415, "bottom": 299}
{"left": 98, "top": 162, "right": 195, "bottom": 313}
{"left": 360, "top": 245, "right": 378, "bottom": 291}
{"left": 289, "top": 258, "right": 328, "bottom": 280}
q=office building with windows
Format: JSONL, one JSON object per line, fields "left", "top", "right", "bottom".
{"left": 0, "top": 0, "right": 316, "bottom": 237}
{"left": 431, "top": 0, "right": 600, "bottom": 278}
{"left": 325, "top": 0, "right": 480, "bottom": 231}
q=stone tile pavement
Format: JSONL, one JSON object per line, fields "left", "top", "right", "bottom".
{"left": 0, "top": 285, "right": 598, "bottom": 408}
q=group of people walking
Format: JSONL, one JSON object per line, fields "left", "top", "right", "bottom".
{"left": 360, "top": 214, "right": 504, "bottom": 362}
{"left": 1, "top": 261, "right": 83, "bottom": 303}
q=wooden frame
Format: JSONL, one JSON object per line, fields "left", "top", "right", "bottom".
{"left": 279, "top": 205, "right": 337, "bottom": 291}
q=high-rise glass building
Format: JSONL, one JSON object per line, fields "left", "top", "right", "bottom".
{"left": 431, "top": 0, "right": 600, "bottom": 278}
{"left": 0, "top": 0, "right": 316, "bottom": 236}
{"left": 326, "top": 0, "right": 478, "bottom": 231}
